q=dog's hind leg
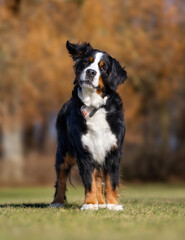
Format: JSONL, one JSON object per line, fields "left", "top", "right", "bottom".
{"left": 51, "top": 152, "right": 75, "bottom": 208}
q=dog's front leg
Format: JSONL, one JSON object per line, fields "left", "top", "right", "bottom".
{"left": 82, "top": 171, "right": 98, "bottom": 209}
{"left": 104, "top": 151, "right": 124, "bottom": 211}
{"left": 78, "top": 163, "right": 98, "bottom": 210}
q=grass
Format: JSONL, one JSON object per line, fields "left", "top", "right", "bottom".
{"left": 0, "top": 184, "right": 184, "bottom": 240}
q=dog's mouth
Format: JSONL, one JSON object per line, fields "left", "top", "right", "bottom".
{"left": 79, "top": 80, "right": 98, "bottom": 89}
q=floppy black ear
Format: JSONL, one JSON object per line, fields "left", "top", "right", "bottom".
{"left": 66, "top": 41, "right": 93, "bottom": 61}
{"left": 108, "top": 58, "right": 127, "bottom": 91}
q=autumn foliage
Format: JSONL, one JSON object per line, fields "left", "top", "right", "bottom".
{"left": 0, "top": 0, "right": 185, "bottom": 184}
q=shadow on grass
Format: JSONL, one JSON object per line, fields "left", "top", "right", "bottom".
{"left": 0, "top": 203, "right": 81, "bottom": 209}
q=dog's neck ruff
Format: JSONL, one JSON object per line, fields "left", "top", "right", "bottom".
{"left": 78, "top": 87, "right": 107, "bottom": 107}
{"left": 78, "top": 87, "right": 107, "bottom": 118}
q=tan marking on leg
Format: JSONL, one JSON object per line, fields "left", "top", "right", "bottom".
{"left": 53, "top": 154, "right": 75, "bottom": 204}
{"left": 84, "top": 171, "right": 97, "bottom": 205}
{"left": 65, "top": 154, "right": 76, "bottom": 166}
{"left": 95, "top": 169, "right": 105, "bottom": 204}
{"left": 53, "top": 165, "right": 67, "bottom": 204}
{"left": 105, "top": 174, "right": 118, "bottom": 204}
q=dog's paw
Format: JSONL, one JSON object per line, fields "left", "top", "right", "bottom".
{"left": 80, "top": 204, "right": 98, "bottom": 211}
{"left": 49, "top": 203, "right": 64, "bottom": 208}
{"left": 98, "top": 204, "right": 107, "bottom": 209}
{"left": 106, "top": 204, "right": 124, "bottom": 211}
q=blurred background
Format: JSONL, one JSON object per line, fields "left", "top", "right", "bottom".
{"left": 0, "top": 0, "right": 184, "bottom": 187}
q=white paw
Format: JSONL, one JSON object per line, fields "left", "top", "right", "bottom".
{"left": 80, "top": 204, "right": 98, "bottom": 211}
{"left": 49, "top": 203, "right": 64, "bottom": 208}
{"left": 98, "top": 204, "right": 107, "bottom": 209}
{"left": 106, "top": 204, "right": 124, "bottom": 211}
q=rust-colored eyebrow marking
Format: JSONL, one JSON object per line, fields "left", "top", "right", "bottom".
{"left": 99, "top": 60, "right": 104, "bottom": 67}
{"left": 89, "top": 57, "right": 94, "bottom": 63}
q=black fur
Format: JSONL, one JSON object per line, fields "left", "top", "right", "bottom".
{"left": 66, "top": 41, "right": 93, "bottom": 61}
{"left": 54, "top": 41, "right": 127, "bottom": 198}
{"left": 108, "top": 58, "right": 127, "bottom": 91}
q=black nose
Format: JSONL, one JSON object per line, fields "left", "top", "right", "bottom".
{"left": 86, "top": 69, "right": 97, "bottom": 78}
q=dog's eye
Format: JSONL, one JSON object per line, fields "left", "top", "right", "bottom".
{"left": 99, "top": 60, "right": 106, "bottom": 71}
{"left": 100, "top": 65, "right": 105, "bottom": 71}
{"left": 83, "top": 60, "right": 89, "bottom": 65}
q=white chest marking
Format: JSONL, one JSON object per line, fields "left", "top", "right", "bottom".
{"left": 81, "top": 108, "right": 117, "bottom": 164}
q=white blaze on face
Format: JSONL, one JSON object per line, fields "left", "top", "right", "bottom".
{"left": 78, "top": 52, "right": 105, "bottom": 108}
{"left": 80, "top": 52, "right": 103, "bottom": 88}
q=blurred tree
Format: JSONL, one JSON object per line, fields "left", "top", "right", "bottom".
{"left": 0, "top": 0, "right": 78, "bottom": 181}
{"left": 0, "top": 4, "right": 23, "bottom": 180}
{"left": 5, "top": 0, "right": 21, "bottom": 14}
{"left": 0, "top": 0, "right": 184, "bottom": 183}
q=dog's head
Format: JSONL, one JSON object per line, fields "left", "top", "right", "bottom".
{"left": 66, "top": 41, "right": 127, "bottom": 93}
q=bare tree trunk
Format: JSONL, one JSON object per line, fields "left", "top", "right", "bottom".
{"left": 0, "top": 103, "right": 23, "bottom": 183}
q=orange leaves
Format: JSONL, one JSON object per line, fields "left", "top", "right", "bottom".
{"left": 0, "top": 0, "right": 184, "bottom": 131}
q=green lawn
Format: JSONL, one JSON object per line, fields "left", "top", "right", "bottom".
{"left": 0, "top": 184, "right": 184, "bottom": 240}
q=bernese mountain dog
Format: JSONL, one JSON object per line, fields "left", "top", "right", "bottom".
{"left": 50, "top": 41, "right": 127, "bottom": 211}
